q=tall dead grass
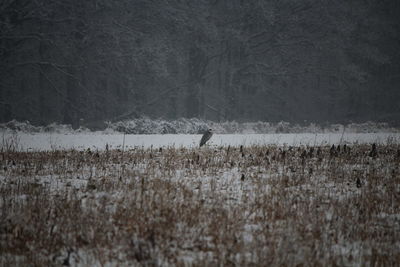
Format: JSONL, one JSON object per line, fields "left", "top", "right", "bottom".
{"left": 0, "top": 143, "right": 399, "bottom": 266}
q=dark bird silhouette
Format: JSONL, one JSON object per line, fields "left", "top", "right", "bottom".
{"left": 199, "top": 128, "right": 213, "bottom": 147}
{"left": 369, "top": 143, "right": 378, "bottom": 158}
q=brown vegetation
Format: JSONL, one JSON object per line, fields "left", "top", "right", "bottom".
{"left": 1, "top": 144, "right": 399, "bottom": 266}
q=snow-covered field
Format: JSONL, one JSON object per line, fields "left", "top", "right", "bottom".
{"left": 1, "top": 132, "right": 399, "bottom": 266}
{"left": 2, "top": 132, "right": 400, "bottom": 151}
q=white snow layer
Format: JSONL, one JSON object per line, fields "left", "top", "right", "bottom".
{"left": 1, "top": 132, "right": 399, "bottom": 151}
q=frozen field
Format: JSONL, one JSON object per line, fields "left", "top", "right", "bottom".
{"left": 2, "top": 132, "right": 400, "bottom": 151}
{"left": 1, "top": 132, "right": 399, "bottom": 266}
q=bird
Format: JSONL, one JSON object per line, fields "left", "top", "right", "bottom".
{"left": 199, "top": 128, "right": 213, "bottom": 147}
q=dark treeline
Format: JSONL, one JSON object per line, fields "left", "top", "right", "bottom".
{"left": 1, "top": 0, "right": 399, "bottom": 128}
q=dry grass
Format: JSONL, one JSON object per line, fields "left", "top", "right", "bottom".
{"left": 1, "top": 143, "right": 399, "bottom": 266}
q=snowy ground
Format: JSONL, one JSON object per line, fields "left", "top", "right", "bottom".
{"left": 1, "top": 132, "right": 400, "bottom": 151}
{"left": 1, "top": 133, "right": 399, "bottom": 266}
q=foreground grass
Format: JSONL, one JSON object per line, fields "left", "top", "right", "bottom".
{"left": 0, "top": 144, "right": 399, "bottom": 266}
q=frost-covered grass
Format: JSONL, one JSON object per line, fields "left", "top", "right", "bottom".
{"left": 1, "top": 142, "right": 399, "bottom": 266}
{"left": 1, "top": 118, "right": 399, "bottom": 134}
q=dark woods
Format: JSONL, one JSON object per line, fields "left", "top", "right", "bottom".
{"left": 1, "top": 0, "right": 399, "bottom": 127}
